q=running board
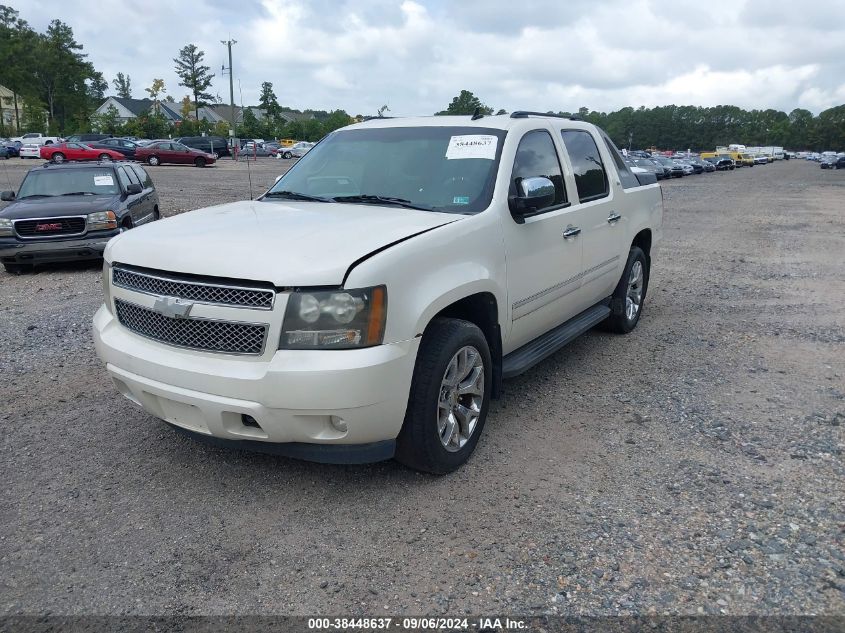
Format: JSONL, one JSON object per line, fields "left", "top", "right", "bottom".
{"left": 502, "top": 303, "right": 611, "bottom": 378}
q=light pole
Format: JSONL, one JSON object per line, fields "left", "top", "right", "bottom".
{"left": 221, "top": 39, "right": 237, "bottom": 145}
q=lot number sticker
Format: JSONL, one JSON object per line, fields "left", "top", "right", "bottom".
{"left": 93, "top": 175, "right": 114, "bottom": 186}
{"left": 445, "top": 135, "right": 498, "bottom": 160}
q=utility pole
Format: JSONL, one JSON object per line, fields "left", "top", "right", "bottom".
{"left": 221, "top": 39, "right": 237, "bottom": 146}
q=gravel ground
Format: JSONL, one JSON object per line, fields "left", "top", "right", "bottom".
{"left": 0, "top": 158, "right": 843, "bottom": 616}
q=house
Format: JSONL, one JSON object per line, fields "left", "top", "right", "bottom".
{"left": 93, "top": 97, "right": 183, "bottom": 124}
{"left": 203, "top": 105, "right": 315, "bottom": 125}
{"left": 0, "top": 84, "right": 22, "bottom": 132}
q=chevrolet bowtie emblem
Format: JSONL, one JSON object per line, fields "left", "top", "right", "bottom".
{"left": 153, "top": 296, "right": 194, "bottom": 319}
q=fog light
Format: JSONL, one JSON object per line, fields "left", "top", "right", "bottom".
{"left": 330, "top": 416, "right": 348, "bottom": 432}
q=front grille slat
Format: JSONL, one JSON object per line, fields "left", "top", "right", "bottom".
{"left": 112, "top": 267, "right": 274, "bottom": 309}
{"left": 114, "top": 299, "right": 267, "bottom": 355}
{"left": 14, "top": 217, "right": 86, "bottom": 238}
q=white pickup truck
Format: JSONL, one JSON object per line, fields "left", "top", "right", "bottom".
{"left": 11, "top": 132, "right": 61, "bottom": 146}
{"left": 93, "top": 112, "right": 663, "bottom": 473}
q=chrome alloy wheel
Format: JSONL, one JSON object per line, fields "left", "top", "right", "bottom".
{"left": 626, "top": 260, "right": 644, "bottom": 321}
{"left": 437, "top": 346, "right": 485, "bottom": 452}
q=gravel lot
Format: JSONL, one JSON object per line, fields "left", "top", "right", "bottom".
{"left": 0, "top": 157, "right": 843, "bottom": 617}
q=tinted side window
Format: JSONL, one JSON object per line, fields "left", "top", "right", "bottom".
{"left": 560, "top": 130, "right": 609, "bottom": 203}
{"left": 116, "top": 167, "right": 133, "bottom": 190}
{"left": 600, "top": 132, "right": 640, "bottom": 189}
{"left": 131, "top": 164, "right": 152, "bottom": 187}
{"left": 510, "top": 130, "right": 566, "bottom": 210}
{"left": 123, "top": 166, "right": 140, "bottom": 185}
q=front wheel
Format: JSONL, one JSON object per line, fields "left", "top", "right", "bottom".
{"left": 98, "top": 153, "right": 111, "bottom": 161}
{"left": 283, "top": 151, "right": 292, "bottom": 159}
{"left": 52, "top": 153, "right": 65, "bottom": 163}
{"left": 396, "top": 318, "right": 491, "bottom": 474}
{"left": 147, "top": 155, "right": 160, "bottom": 166}
{"left": 602, "top": 246, "right": 649, "bottom": 334}
{"left": 194, "top": 157, "right": 206, "bottom": 168}
{"left": 4, "top": 262, "right": 32, "bottom": 274}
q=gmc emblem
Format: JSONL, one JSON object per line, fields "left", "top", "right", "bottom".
{"left": 36, "top": 223, "right": 63, "bottom": 232}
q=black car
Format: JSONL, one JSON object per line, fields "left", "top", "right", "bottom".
{"left": 819, "top": 156, "right": 842, "bottom": 169}
{"left": 87, "top": 137, "right": 143, "bottom": 159}
{"left": 0, "top": 161, "right": 160, "bottom": 273}
{"left": 652, "top": 156, "right": 684, "bottom": 177}
{"left": 706, "top": 156, "right": 735, "bottom": 171}
{"left": 65, "top": 133, "right": 113, "bottom": 143}
{"left": 1, "top": 139, "right": 21, "bottom": 157}
{"left": 174, "top": 136, "right": 231, "bottom": 158}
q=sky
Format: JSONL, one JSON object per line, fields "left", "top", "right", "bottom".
{"left": 11, "top": 0, "right": 845, "bottom": 116}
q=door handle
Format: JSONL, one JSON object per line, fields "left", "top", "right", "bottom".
{"left": 562, "top": 226, "right": 581, "bottom": 239}
{"left": 607, "top": 212, "right": 621, "bottom": 224}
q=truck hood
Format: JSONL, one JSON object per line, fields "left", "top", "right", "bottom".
{"left": 105, "top": 199, "right": 462, "bottom": 286}
{"left": 0, "top": 194, "right": 120, "bottom": 220}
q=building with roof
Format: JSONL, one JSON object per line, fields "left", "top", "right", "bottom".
{"left": 0, "top": 85, "right": 22, "bottom": 133}
{"left": 93, "top": 97, "right": 183, "bottom": 124}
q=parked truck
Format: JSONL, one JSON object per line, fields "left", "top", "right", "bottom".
{"left": 10, "top": 132, "right": 61, "bottom": 146}
{"left": 93, "top": 112, "right": 664, "bottom": 473}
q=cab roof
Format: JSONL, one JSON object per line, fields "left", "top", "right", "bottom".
{"left": 347, "top": 112, "right": 594, "bottom": 133}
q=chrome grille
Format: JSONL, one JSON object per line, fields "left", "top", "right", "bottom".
{"left": 112, "top": 266, "right": 274, "bottom": 309}
{"left": 114, "top": 299, "right": 267, "bottom": 355}
{"left": 15, "top": 216, "right": 86, "bottom": 238}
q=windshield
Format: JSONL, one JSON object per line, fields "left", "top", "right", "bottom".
{"left": 17, "top": 168, "right": 120, "bottom": 198}
{"left": 267, "top": 126, "right": 507, "bottom": 214}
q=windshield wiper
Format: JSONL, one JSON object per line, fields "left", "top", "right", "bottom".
{"left": 332, "top": 195, "right": 436, "bottom": 211}
{"left": 263, "top": 190, "right": 332, "bottom": 202}
{"left": 60, "top": 191, "right": 95, "bottom": 196}
{"left": 17, "top": 194, "right": 56, "bottom": 199}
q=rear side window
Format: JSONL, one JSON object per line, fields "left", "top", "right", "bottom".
{"left": 599, "top": 132, "right": 640, "bottom": 189}
{"left": 509, "top": 130, "right": 567, "bottom": 211}
{"left": 560, "top": 130, "right": 609, "bottom": 203}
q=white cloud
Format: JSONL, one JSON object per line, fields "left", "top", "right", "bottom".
{"left": 8, "top": 0, "right": 845, "bottom": 115}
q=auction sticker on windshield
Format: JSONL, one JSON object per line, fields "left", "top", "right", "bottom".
{"left": 445, "top": 135, "right": 498, "bottom": 160}
{"left": 93, "top": 175, "right": 114, "bottom": 186}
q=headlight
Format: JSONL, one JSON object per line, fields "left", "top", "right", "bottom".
{"left": 0, "top": 218, "right": 12, "bottom": 237}
{"left": 280, "top": 286, "right": 387, "bottom": 350}
{"left": 87, "top": 211, "right": 117, "bottom": 231}
{"left": 102, "top": 261, "right": 113, "bottom": 314}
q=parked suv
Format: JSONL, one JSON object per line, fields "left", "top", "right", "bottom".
{"left": 174, "top": 136, "right": 231, "bottom": 158}
{"left": 93, "top": 113, "right": 663, "bottom": 473}
{"left": 1, "top": 161, "right": 160, "bottom": 273}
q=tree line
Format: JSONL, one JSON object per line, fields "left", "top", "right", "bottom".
{"left": 2, "top": 5, "right": 842, "bottom": 150}
{"left": 435, "top": 90, "right": 845, "bottom": 151}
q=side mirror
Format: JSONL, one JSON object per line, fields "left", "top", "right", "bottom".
{"left": 125, "top": 183, "right": 142, "bottom": 195}
{"left": 0, "top": 190, "right": 15, "bottom": 202}
{"left": 508, "top": 176, "right": 555, "bottom": 223}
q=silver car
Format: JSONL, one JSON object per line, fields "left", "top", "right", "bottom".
{"left": 277, "top": 142, "right": 314, "bottom": 159}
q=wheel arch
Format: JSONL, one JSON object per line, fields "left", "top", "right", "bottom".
{"left": 426, "top": 291, "right": 503, "bottom": 399}
{"left": 632, "top": 228, "right": 652, "bottom": 259}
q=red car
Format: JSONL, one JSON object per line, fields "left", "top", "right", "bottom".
{"left": 40, "top": 142, "right": 124, "bottom": 163}
{"left": 134, "top": 140, "right": 216, "bottom": 167}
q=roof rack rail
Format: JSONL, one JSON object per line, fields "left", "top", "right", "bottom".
{"left": 509, "top": 111, "right": 581, "bottom": 121}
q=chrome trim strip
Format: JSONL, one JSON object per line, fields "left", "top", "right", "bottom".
{"left": 12, "top": 215, "right": 88, "bottom": 240}
{"left": 512, "top": 254, "right": 620, "bottom": 317}
{"left": 112, "top": 266, "right": 276, "bottom": 310}
{"left": 114, "top": 298, "right": 269, "bottom": 356}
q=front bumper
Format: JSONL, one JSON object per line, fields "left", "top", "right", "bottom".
{"left": 0, "top": 231, "right": 118, "bottom": 264}
{"left": 92, "top": 305, "right": 420, "bottom": 463}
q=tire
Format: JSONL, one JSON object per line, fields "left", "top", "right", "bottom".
{"left": 602, "top": 246, "right": 649, "bottom": 334}
{"left": 153, "top": 207, "right": 160, "bottom": 220}
{"left": 283, "top": 151, "right": 292, "bottom": 159}
{"left": 194, "top": 157, "right": 206, "bottom": 168}
{"left": 98, "top": 153, "right": 111, "bottom": 161}
{"left": 395, "top": 318, "right": 492, "bottom": 474}
{"left": 52, "top": 153, "right": 65, "bottom": 163}
{"left": 147, "top": 155, "right": 160, "bottom": 166}
{"left": 120, "top": 217, "right": 133, "bottom": 231}
{"left": 4, "top": 262, "right": 32, "bottom": 274}
{"left": 212, "top": 152, "right": 219, "bottom": 159}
